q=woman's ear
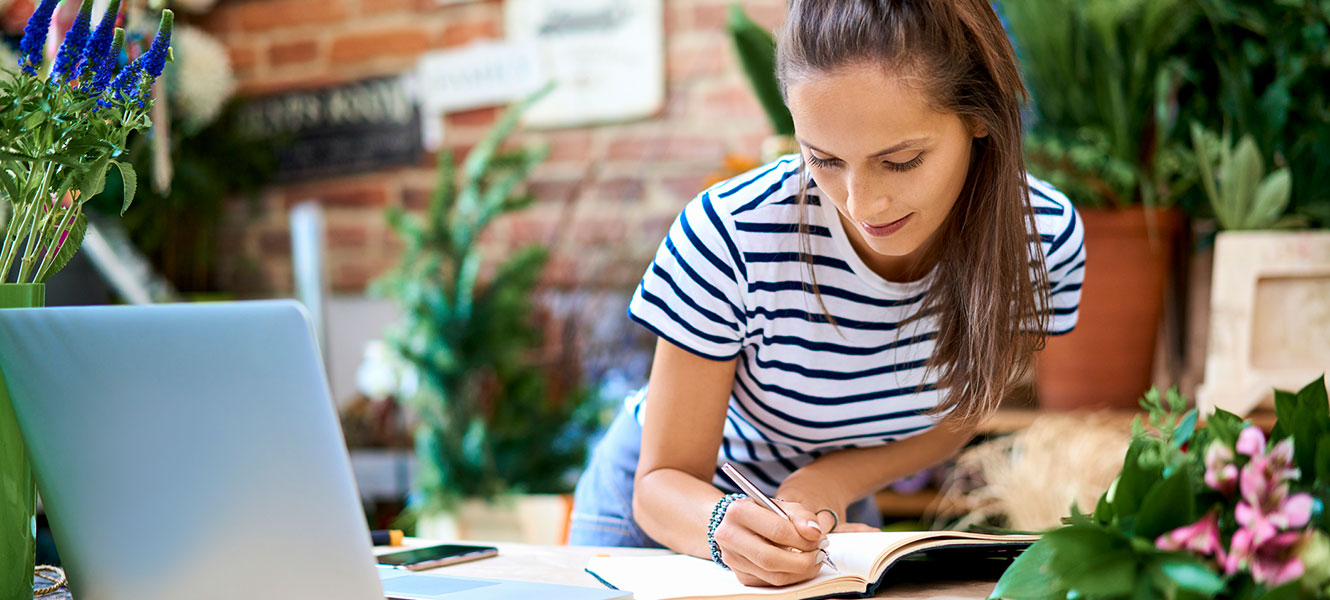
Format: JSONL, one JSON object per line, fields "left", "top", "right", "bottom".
{"left": 973, "top": 122, "right": 989, "bottom": 138}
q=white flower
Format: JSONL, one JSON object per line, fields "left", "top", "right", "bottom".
{"left": 165, "top": 24, "right": 235, "bottom": 130}
{"left": 356, "top": 340, "right": 406, "bottom": 402}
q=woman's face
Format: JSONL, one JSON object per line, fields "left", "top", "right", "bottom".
{"left": 786, "top": 63, "right": 984, "bottom": 281}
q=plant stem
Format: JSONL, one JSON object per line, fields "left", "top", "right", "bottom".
{"left": 0, "top": 201, "right": 40, "bottom": 282}
{"left": 33, "top": 204, "right": 78, "bottom": 283}
{"left": 17, "top": 162, "right": 56, "bottom": 283}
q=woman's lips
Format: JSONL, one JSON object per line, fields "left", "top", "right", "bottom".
{"left": 860, "top": 213, "right": 913, "bottom": 237}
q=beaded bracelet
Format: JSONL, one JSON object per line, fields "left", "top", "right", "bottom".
{"left": 707, "top": 493, "right": 747, "bottom": 569}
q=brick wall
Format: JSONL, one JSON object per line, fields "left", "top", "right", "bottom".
{"left": 202, "top": 0, "right": 787, "bottom": 295}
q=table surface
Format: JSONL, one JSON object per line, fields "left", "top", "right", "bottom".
{"left": 380, "top": 539, "right": 1001, "bottom": 599}
{"left": 35, "top": 540, "right": 1001, "bottom": 599}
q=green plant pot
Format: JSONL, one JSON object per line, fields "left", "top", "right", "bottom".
{"left": 0, "top": 284, "right": 42, "bottom": 600}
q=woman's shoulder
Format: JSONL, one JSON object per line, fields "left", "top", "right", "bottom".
{"left": 694, "top": 154, "right": 807, "bottom": 220}
{"left": 1025, "top": 173, "right": 1085, "bottom": 265}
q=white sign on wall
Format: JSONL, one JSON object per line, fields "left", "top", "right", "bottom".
{"left": 505, "top": 0, "right": 665, "bottom": 128}
{"left": 410, "top": 41, "right": 544, "bottom": 149}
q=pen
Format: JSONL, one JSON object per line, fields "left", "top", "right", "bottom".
{"left": 720, "top": 462, "right": 837, "bottom": 572}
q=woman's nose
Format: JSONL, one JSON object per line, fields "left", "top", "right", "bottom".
{"left": 845, "top": 172, "right": 888, "bottom": 222}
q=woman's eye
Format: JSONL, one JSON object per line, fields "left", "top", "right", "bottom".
{"left": 884, "top": 152, "right": 925, "bottom": 172}
{"left": 806, "top": 154, "right": 841, "bottom": 169}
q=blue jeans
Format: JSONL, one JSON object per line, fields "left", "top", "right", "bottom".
{"left": 568, "top": 408, "right": 883, "bottom": 547}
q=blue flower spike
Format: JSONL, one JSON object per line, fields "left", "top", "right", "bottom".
{"left": 108, "top": 9, "right": 172, "bottom": 107}
{"left": 80, "top": 0, "right": 124, "bottom": 91}
{"left": 17, "top": 0, "right": 61, "bottom": 77}
{"left": 52, "top": 0, "right": 96, "bottom": 85}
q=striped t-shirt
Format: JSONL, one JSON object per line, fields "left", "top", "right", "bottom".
{"left": 626, "top": 155, "right": 1086, "bottom": 495}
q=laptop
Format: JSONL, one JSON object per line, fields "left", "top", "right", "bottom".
{"left": 0, "top": 300, "right": 628, "bottom": 600}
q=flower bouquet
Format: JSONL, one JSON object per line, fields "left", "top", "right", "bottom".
{"left": 0, "top": 1, "right": 171, "bottom": 596}
{"left": 1, "top": 0, "right": 173, "bottom": 285}
{"left": 992, "top": 377, "right": 1330, "bottom": 599}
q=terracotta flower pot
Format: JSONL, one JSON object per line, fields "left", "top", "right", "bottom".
{"left": 1036, "top": 207, "right": 1182, "bottom": 410}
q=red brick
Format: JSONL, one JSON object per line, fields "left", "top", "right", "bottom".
{"left": 327, "top": 225, "right": 370, "bottom": 248}
{"left": 402, "top": 186, "right": 433, "bottom": 211}
{"left": 228, "top": 45, "right": 260, "bottom": 73}
{"left": 361, "top": 0, "right": 413, "bottom": 16}
{"left": 544, "top": 131, "right": 593, "bottom": 162}
{"left": 662, "top": 136, "right": 727, "bottom": 162}
{"left": 506, "top": 214, "right": 559, "bottom": 248}
{"left": 290, "top": 186, "right": 389, "bottom": 208}
{"left": 527, "top": 179, "right": 581, "bottom": 204}
{"left": 331, "top": 28, "right": 431, "bottom": 64}
{"left": 662, "top": 175, "right": 708, "bottom": 201}
{"left": 444, "top": 106, "right": 500, "bottom": 128}
{"left": 595, "top": 178, "right": 645, "bottom": 203}
{"left": 702, "top": 84, "right": 763, "bottom": 118}
{"left": 231, "top": 0, "right": 350, "bottom": 32}
{"left": 260, "top": 230, "right": 292, "bottom": 253}
{"left": 573, "top": 218, "right": 628, "bottom": 245}
{"left": 437, "top": 18, "right": 501, "bottom": 48}
{"left": 695, "top": 2, "right": 784, "bottom": 31}
{"left": 668, "top": 40, "right": 729, "bottom": 81}
{"left": 606, "top": 136, "right": 666, "bottom": 161}
{"left": 269, "top": 40, "right": 320, "bottom": 66}
{"left": 539, "top": 257, "right": 577, "bottom": 288}
{"left": 332, "top": 262, "right": 380, "bottom": 292}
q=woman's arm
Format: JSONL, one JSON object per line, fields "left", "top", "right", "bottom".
{"left": 776, "top": 415, "right": 976, "bottom": 527}
{"left": 632, "top": 338, "right": 826, "bottom": 586}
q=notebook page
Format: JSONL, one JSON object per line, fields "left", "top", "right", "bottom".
{"left": 586, "top": 554, "right": 846, "bottom": 600}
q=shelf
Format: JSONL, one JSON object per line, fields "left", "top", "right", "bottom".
{"left": 978, "top": 407, "right": 1277, "bottom": 434}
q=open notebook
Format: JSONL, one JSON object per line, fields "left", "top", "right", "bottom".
{"left": 585, "top": 531, "right": 1038, "bottom": 600}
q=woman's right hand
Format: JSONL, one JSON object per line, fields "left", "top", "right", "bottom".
{"left": 711, "top": 498, "right": 830, "bottom": 586}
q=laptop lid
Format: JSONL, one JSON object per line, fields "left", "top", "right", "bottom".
{"left": 0, "top": 301, "right": 385, "bottom": 600}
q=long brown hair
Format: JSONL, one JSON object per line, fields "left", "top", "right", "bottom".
{"left": 777, "top": 0, "right": 1050, "bottom": 427}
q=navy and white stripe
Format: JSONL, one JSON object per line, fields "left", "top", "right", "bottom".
{"left": 627, "top": 156, "right": 1086, "bottom": 495}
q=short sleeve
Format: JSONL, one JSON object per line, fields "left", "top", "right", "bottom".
{"left": 1038, "top": 192, "right": 1086, "bottom": 336}
{"left": 628, "top": 193, "right": 747, "bottom": 360}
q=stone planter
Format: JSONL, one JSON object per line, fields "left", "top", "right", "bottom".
{"left": 1197, "top": 231, "right": 1330, "bottom": 416}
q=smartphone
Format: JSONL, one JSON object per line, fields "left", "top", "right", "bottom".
{"left": 377, "top": 543, "right": 499, "bottom": 571}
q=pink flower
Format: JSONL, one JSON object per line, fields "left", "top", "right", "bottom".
{"left": 1247, "top": 531, "right": 1307, "bottom": 586}
{"left": 1157, "top": 510, "right": 1226, "bottom": 562}
{"left": 1236, "top": 426, "right": 1266, "bottom": 457}
{"left": 1204, "top": 442, "right": 1238, "bottom": 494}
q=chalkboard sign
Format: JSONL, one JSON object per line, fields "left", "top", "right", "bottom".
{"left": 236, "top": 76, "right": 422, "bottom": 182}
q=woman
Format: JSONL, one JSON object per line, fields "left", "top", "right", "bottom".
{"left": 569, "top": 0, "right": 1086, "bottom": 587}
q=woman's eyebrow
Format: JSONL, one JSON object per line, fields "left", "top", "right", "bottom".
{"left": 796, "top": 137, "right": 930, "bottom": 158}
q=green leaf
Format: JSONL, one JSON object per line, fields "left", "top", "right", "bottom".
{"left": 1135, "top": 462, "right": 1197, "bottom": 540}
{"left": 1317, "top": 434, "right": 1330, "bottom": 484}
{"left": 1173, "top": 409, "right": 1198, "bottom": 448}
{"left": 112, "top": 161, "right": 136, "bottom": 215}
{"left": 1207, "top": 409, "right": 1244, "bottom": 447}
{"left": 461, "top": 84, "right": 553, "bottom": 187}
{"left": 727, "top": 4, "right": 794, "bottom": 136}
{"left": 35, "top": 211, "right": 86, "bottom": 284}
{"left": 77, "top": 154, "right": 113, "bottom": 200}
{"left": 23, "top": 111, "right": 45, "bottom": 130}
{"left": 1250, "top": 168, "right": 1292, "bottom": 228}
{"left": 989, "top": 540, "right": 1066, "bottom": 600}
{"left": 1254, "top": 581, "right": 1302, "bottom": 600}
{"left": 0, "top": 168, "right": 21, "bottom": 204}
{"left": 1150, "top": 558, "right": 1225, "bottom": 596}
{"left": 1114, "top": 441, "right": 1162, "bottom": 519}
{"left": 1044, "top": 526, "right": 1138, "bottom": 597}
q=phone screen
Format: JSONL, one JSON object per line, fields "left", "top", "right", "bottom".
{"left": 377, "top": 544, "right": 498, "bottom": 570}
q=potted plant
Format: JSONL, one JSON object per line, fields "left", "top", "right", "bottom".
{"left": 372, "top": 89, "right": 604, "bottom": 543}
{"left": 991, "top": 376, "right": 1330, "bottom": 599}
{"left": 726, "top": 5, "right": 798, "bottom": 162}
{"left": 1000, "top": 0, "right": 1199, "bottom": 409}
{"left": 1189, "top": 126, "right": 1330, "bottom": 418}
{"left": 0, "top": 0, "right": 170, "bottom": 596}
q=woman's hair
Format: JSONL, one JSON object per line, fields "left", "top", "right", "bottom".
{"left": 777, "top": 0, "right": 1050, "bottom": 427}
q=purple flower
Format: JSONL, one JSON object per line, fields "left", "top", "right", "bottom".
{"left": 1227, "top": 530, "right": 1308, "bottom": 585}
{"left": 51, "top": 0, "right": 94, "bottom": 84}
{"left": 79, "top": 0, "right": 122, "bottom": 94}
{"left": 17, "top": 0, "right": 61, "bottom": 76}
{"left": 139, "top": 10, "right": 173, "bottom": 80}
